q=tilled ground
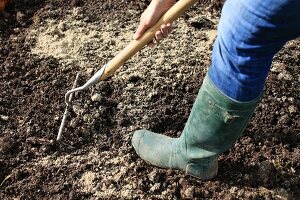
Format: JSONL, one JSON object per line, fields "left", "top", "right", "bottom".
{"left": 0, "top": 0, "right": 299, "bottom": 199}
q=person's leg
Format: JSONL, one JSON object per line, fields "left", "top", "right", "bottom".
{"left": 132, "top": 0, "right": 300, "bottom": 179}
{"left": 209, "top": 0, "right": 300, "bottom": 102}
{"left": 133, "top": 76, "right": 260, "bottom": 179}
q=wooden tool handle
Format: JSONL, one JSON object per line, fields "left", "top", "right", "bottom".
{"left": 0, "top": 0, "right": 9, "bottom": 11}
{"left": 100, "top": 0, "right": 198, "bottom": 80}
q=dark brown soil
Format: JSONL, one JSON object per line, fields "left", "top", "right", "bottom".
{"left": 0, "top": 0, "right": 299, "bottom": 199}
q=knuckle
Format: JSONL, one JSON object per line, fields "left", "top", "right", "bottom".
{"left": 144, "top": 20, "right": 151, "bottom": 27}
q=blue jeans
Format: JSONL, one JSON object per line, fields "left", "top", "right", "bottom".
{"left": 209, "top": 0, "right": 300, "bottom": 102}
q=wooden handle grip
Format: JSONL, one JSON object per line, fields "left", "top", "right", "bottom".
{"left": 0, "top": 0, "right": 9, "bottom": 11}
{"left": 100, "top": 0, "right": 198, "bottom": 81}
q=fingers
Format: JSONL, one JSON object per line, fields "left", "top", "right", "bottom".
{"left": 155, "top": 31, "right": 163, "bottom": 41}
{"left": 156, "top": 23, "right": 172, "bottom": 41}
{"left": 134, "top": 17, "right": 173, "bottom": 48}
{"left": 148, "top": 41, "right": 156, "bottom": 48}
{"left": 148, "top": 23, "right": 172, "bottom": 48}
{"left": 133, "top": 0, "right": 176, "bottom": 47}
{"left": 161, "top": 24, "right": 170, "bottom": 38}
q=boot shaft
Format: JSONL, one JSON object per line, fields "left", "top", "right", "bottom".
{"left": 182, "top": 75, "right": 261, "bottom": 156}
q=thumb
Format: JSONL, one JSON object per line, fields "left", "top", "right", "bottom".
{"left": 134, "top": 22, "right": 149, "bottom": 40}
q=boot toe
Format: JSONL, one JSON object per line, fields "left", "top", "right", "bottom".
{"left": 131, "top": 129, "right": 176, "bottom": 168}
{"left": 132, "top": 129, "right": 146, "bottom": 154}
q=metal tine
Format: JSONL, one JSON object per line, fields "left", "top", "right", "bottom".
{"left": 57, "top": 72, "right": 81, "bottom": 141}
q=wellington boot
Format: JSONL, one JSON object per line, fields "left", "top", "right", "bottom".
{"left": 132, "top": 75, "right": 260, "bottom": 179}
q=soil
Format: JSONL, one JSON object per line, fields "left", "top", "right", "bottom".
{"left": 0, "top": 0, "right": 299, "bottom": 199}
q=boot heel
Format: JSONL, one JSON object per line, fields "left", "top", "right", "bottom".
{"left": 185, "top": 156, "right": 218, "bottom": 180}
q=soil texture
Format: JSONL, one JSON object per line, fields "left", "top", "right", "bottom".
{"left": 0, "top": 0, "right": 299, "bottom": 199}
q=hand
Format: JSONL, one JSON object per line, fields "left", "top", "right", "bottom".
{"left": 134, "top": 0, "right": 176, "bottom": 47}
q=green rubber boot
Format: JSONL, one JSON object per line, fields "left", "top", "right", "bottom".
{"left": 132, "top": 75, "right": 261, "bottom": 179}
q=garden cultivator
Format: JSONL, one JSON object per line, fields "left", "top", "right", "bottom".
{"left": 57, "top": 0, "right": 198, "bottom": 140}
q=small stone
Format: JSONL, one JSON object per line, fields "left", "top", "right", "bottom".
{"left": 126, "top": 83, "right": 134, "bottom": 89}
{"left": 83, "top": 114, "right": 90, "bottom": 122}
{"left": 91, "top": 93, "right": 102, "bottom": 102}
{"left": 26, "top": 127, "right": 31, "bottom": 134}
{"left": 278, "top": 114, "right": 290, "bottom": 124}
{"left": 281, "top": 96, "right": 287, "bottom": 102}
{"left": 0, "top": 115, "right": 9, "bottom": 121}
{"left": 237, "top": 189, "right": 245, "bottom": 197}
{"left": 121, "top": 189, "right": 132, "bottom": 198}
{"left": 230, "top": 186, "right": 238, "bottom": 194}
{"left": 13, "top": 28, "right": 20, "bottom": 33}
{"left": 277, "top": 71, "right": 293, "bottom": 81}
{"left": 184, "top": 186, "right": 195, "bottom": 199}
{"left": 195, "top": 32, "right": 208, "bottom": 40}
{"left": 166, "top": 169, "right": 173, "bottom": 176}
{"left": 70, "top": 118, "right": 79, "bottom": 128}
{"left": 16, "top": 11, "right": 25, "bottom": 23}
{"left": 271, "top": 63, "right": 283, "bottom": 72}
{"left": 148, "top": 169, "right": 159, "bottom": 183}
{"left": 149, "top": 183, "right": 161, "bottom": 193}
{"left": 258, "top": 160, "right": 276, "bottom": 184}
{"left": 287, "top": 97, "right": 296, "bottom": 104}
{"left": 72, "top": 105, "right": 84, "bottom": 116}
{"left": 58, "top": 22, "right": 67, "bottom": 32}
{"left": 178, "top": 177, "right": 185, "bottom": 185}
{"left": 93, "top": 112, "right": 100, "bottom": 118}
{"left": 0, "top": 136, "right": 15, "bottom": 154}
{"left": 288, "top": 105, "right": 297, "bottom": 114}
{"left": 161, "top": 190, "right": 168, "bottom": 199}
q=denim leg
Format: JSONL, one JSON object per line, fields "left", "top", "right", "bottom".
{"left": 208, "top": 0, "right": 300, "bottom": 102}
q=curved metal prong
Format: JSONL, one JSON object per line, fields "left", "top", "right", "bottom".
{"left": 64, "top": 64, "right": 107, "bottom": 106}
{"left": 65, "top": 86, "right": 85, "bottom": 106}
{"left": 57, "top": 72, "right": 81, "bottom": 141}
